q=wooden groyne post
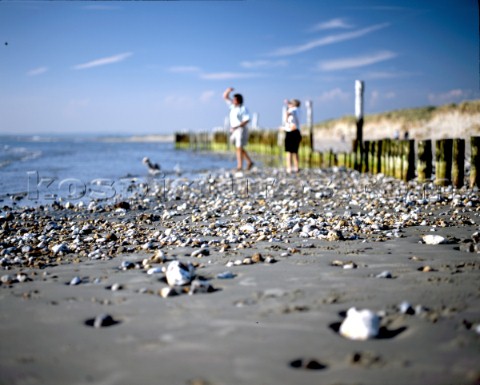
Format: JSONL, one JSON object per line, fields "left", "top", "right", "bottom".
{"left": 417, "top": 140, "right": 433, "bottom": 182}
{"left": 354, "top": 80, "right": 364, "bottom": 171}
{"left": 306, "top": 100, "right": 314, "bottom": 167}
{"left": 471, "top": 136, "right": 480, "bottom": 188}
{"left": 452, "top": 139, "right": 465, "bottom": 188}
{"left": 435, "top": 139, "right": 453, "bottom": 186}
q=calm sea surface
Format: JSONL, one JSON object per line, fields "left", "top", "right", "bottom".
{"left": 0, "top": 135, "right": 237, "bottom": 206}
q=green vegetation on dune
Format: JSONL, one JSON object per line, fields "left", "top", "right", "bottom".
{"left": 313, "top": 100, "right": 480, "bottom": 130}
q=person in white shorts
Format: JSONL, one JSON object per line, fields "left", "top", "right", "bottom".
{"left": 223, "top": 87, "right": 254, "bottom": 171}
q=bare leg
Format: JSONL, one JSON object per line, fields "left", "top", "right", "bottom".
{"left": 235, "top": 147, "right": 243, "bottom": 170}
{"left": 285, "top": 152, "right": 292, "bottom": 173}
{"left": 292, "top": 152, "right": 299, "bottom": 172}
{"left": 242, "top": 148, "right": 253, "bottom": 169}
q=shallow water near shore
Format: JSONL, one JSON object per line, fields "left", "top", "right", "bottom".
{"left": 0, "top": 135, "right": 236, "bottom": 206}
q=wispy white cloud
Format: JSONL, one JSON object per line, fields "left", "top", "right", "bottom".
{"left": 318, "top": 50, "right": 397, "bottom": 71}
{"left": 64, "top": 98, "right": 90, "bottom": 117}
{"left": 200, "top": 90, "right": 215, "bottom": 103}
{"left": 240, "top": 60, "right": 288, "bottom": 69}
{"left": 200, "top": 72, "right": 261, "bottom": 80}
{"left": 163, "top": 94, "right": 194, "bottom": 107}
{"left": 27, "top": 66, "right": 48, "bottom": 76}
{"left": 72, "top": 52, "right": 132, "bottom": 70}
{"left": 317, "top": 87, "right": 350, "bottom": 103}
{"left": 309, "top": 18, "right": 353, "bottom": 32}
{"left": 168, "top": 64, "right": 261, "bottom": 80}
{"left": 428, "top": 89, "right": 470, "bottom": 104}
{"left": 269, "top": 23, "right": 389, "bottom": 57}
{"left": 362, "top": 70, "right": 412, "bottom": 80}
{"left": 370, "top": 90, "right": 396, "bottom": 106}
{"left": 168, "top": 66, "right": 201, "bottom": 73}
{"left": 82, "top": 5, "right": 120, "bottom": 10}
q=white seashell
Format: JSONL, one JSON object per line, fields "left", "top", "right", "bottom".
{"left": 52, "top": 243, "right": 70, "bottom": 255}
{"left": 111, "top": 283, "right": 122, "bottom": 291}
{"left": 165, "top": 260, "right": 195, "bottom": 286}
{"left": 147, "top": 267, "right": 163, "bottom": 275}
{"left": 159, "top": 286, "right": 178, "bottom": 298}
{"left": 398, "top": 301, "right": 415, "bottom": 314}
{"left": 422, "top": 234, "right": 446, "bottom": 245}
{"left": 339, "top": 307, "right": 380, "bottom": 340}
{"left": 240, "top": 224, "right": 255, "bottom": 233}
{"left": 16, "top": 273, "right": 28, "bottom": 283}
{"left": 69, "top": 276, "right": 82, "bottom": 285}
{"left": 375, "top": 271, "right": 392, "bottom": 279}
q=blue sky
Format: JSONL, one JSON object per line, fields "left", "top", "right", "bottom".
{"left": 0, "top": 0, "right": 477, "bottom": 136}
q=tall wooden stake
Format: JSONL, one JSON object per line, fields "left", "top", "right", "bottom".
{"left": 471, "top": 136, "right": 480, "bottom": 188}
{"left": 354, "top": 80, "right": 364, "bottom": 171}
{"left": 306, "top": 100, "right": 314, "bottom": 167}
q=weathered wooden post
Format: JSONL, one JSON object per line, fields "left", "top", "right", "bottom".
{"left": 452, "top": 138, "right": 465, "bottom": 188}
{"left": 354, "top": 80, "right": 364, "bottom": 171}
{"left": 376, "top": 140, "right": 382, "bottom": 174}
{"left": 417, "top": 140, "right": 433, "bottom": 182}
{"left": 224, "top": 116, "right": 230, "bottom": 151}
{"left": 363, "top": 140, "right": 370, "bottom": 173}
{"left": 435, "top": 139, "right": 453, "bottom": 186}
{"left": 252, "top": 112, "right": 259, "bottom": 130}
{"left": 471, "top": 136, "right": 480, "bottom": 188}
{"left": 306, "top": 100, "right": 314, "bottom": 167}
{"left": 406, "top": 139, "right": 416, "bottom": 181}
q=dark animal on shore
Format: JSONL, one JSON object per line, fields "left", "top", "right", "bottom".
{"left": 142, "top": 157, "right": 161, "bottom": 175}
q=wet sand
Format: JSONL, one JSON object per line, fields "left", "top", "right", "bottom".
{"left": 0, "top": 167, "right": 479, "bottom": 385}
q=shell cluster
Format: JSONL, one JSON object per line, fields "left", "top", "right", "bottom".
{"left": 1, "top": 167, "right": 478, "bottom": 290}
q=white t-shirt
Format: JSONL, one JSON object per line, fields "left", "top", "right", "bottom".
{"left": 228, "top": 101, "right": 250, "bottom": 128}
{"left": 284, "top": 106, "right": 300, "bottom": 132}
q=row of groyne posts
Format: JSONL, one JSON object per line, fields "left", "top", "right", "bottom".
{"left": 175, "top": 81, "right": 480, "bottom": 188}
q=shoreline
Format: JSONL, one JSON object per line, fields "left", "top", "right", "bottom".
{"left": 0, "top": 167, "right": 479, "bottom": 385}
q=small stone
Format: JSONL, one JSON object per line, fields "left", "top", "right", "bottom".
{"left": 165, "top": 260, "right": 195, "bottom": 286}
{"left": 251, "top": 253, "right": 264, "bottom": 263}
{"left": 264, "top": 256, "right": 276, "bottom": 264}
{"left": 16, "top": 273, "right": 29, "bottom": 283}
{"left": 1, "top": 274, "right": 15, "bottom": 284}
{"left": 69, "top": 276, "right": 82, "bottom": 285}
{"left": 93, "top": 314, "right": 117, "bottom": 328}
{"left": 216, "top": 271, "right": 236, "bottom": 279}
{"left": 191, "top": 248, "right": 209, "bottom": 258}
{"left": 120, "top": 261, "right": 135, "bottom": 270}
{"left": 52, "top": 243, "right": 70, "bottom": 255}
{"left": 159, "top": 287, "right": 178, "bottom": 298}
{"left": 111, "top": 283, "right": 122, "bottom": 291}
{"left": 420, "top": 265, "right": 433, "bottom": 272}
{"left": 189, "top": 279, "right": 214, "bottom": 295}
{"left": 375, "top": 271, "right": 392, "bottom": 279}
{"left": 398, "top": 301, "right": 415, "bottom": 315}
{"left": 147, "top": 267, "right": 163, "bottom": 275}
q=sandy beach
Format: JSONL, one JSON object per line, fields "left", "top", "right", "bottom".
{"left": 0, "top": 167, "right": 479, "bottom": 385}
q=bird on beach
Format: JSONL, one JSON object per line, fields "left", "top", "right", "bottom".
{"left": 142, "top": 157, "right": 161, "bottom": 175}
{"left": 173, "top": 163, "right": 182, "bottom": 176}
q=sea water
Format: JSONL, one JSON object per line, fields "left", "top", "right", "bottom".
{"left": 0, "top": 135, "right": 236, "bottom": 207}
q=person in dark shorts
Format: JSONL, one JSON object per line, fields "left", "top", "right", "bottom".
{"left": 281, "top": 99, "right": 301, "bottom": 173}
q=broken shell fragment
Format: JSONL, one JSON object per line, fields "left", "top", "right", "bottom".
{"left": 422, "top": 235, "right": 446, "bottom": 245}
{"left": 339, "top": 307, "right": 380, "bottom": 340}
